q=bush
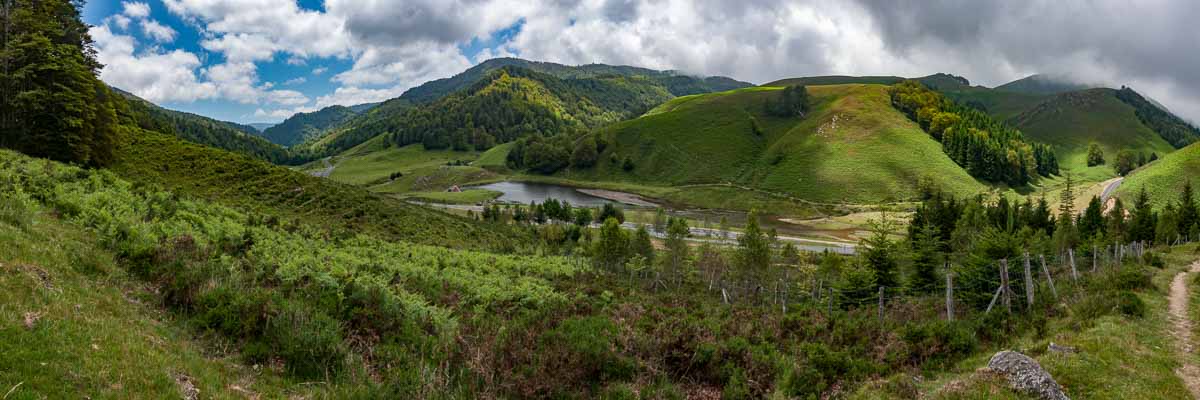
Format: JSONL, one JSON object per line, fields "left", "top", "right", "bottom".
{"left": 0, "top": 192, "right": 32, "bottom": 229}
{"left": 780, "top": 343, "right": 875, "bottom": 398}
{"left": 1111, "top": 266, "right": 1153, "bottom": 290}
{"left": 268, "top": 300, "right": 348, "bottom": 379}
{"left": 1143, "top": 251, "right": 1166, "bottom": 268}
{"left": 543, "top": 316, "right": 635, "bottom": 383}
{"left": 1117, "top": 291, "right": 1146, "bottom": 318}
{"left": 193, "top": 284, "right": 272, "bottom": 338}
{"left": 899, "top": 320, "right": 977, "bottom": 369}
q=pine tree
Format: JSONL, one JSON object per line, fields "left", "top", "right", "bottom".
{"left": 594, "top": 218, "right": 629, "bottom": 270}
{"left": 735, "top": 210, "right": 771, "bottom": 279}
{"left": 1130, "top": 187, "right": 1158, "bottom": 243}
{"left": 1053, "top": 174, "right": 1080, "bottom": 251}
{"left": 1178, "top": 180, "right": 1198, "bottom": 235}
{"left": 1078, "top": 196, "right": 1106, "bottom": 240}
{"left": 1107, "top": 198, "right": 1127, "bottom": 242}
{"left": 631, "top": 225, "right": 655, "bottom": 265}
{"left": 862, "top": 215, "right": 899, "bottom": 291}
{"left": 1, "top": 0, "right": 120, "bottom": 166}
{"left": 664, "top": 217, "right": 690, "bottom": 280}
{"left": 908, "top": 223, "right": 942, "bottom": 294}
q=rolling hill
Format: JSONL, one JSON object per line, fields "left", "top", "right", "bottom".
{"left": 995, "top": 74, "right": 1092, "bottom": 95}
{"left": 260, "top": 105, "right": 359, "bottom": 146}
{"left": 114, "top": 88, "right": 298, "bottom": 164}
{"left": 555, "top": 84, "right": 988, "bottom": 204}
{"left": 294, "top": 58, "right": 753, "bottom": 157}
{"left": 1117, "top": 141, "right": 1200, "bottom": 208}
{"left": 1008, "top": 88, "right": 1176, "bottom": 176}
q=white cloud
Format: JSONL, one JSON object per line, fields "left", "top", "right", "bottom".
{"left": 286, "top": 56, "right": 306, "bottom": 66}
{"left": 311, "top": 67, "right": 328, "bottom": 76}
{"left": 283, "top": 77, "right": 306, "bottom": 85}
{"left": 267, "top": 89, "right": 310, "bottom": 106}
{"left": 315, "top": 85, "right": 404, "bottom": 108}
{"left": 141, "top": 20, "right": 177, "bottom": 43}
{"left": 109, "top": 14, "right": 132, "bottom": 30}
{"left": 201, "top": 33, "right": 278, "bottom": 62}
{"left": 90, "top": 25, "right": 216, "bottom": 103}
{"left": 122, "top": 1, "right": 151, "bottom": 19}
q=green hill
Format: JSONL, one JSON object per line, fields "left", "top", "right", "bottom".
{"left": 1008, "top": 88, "right": 1176, "bottom": 177}
{"left": 401, "top": 57, "right": 752, "bottom": 104}
{"left": 114, "top": 88, "right": 298, "bottom": 164}
{"left": 1118, "top": 142, "right": 1200, "bottom": 208}
{"left": 557, "top": 84, "right": 987, "bottom": 204}
{"left": 110, "top": 129, "right": 527, "bottom": 251}
{"left": 261, "top": 105, "right": 358, "bottom": 146}
{"left": 996, "top": 74, "right": 1092, "bottom": 95}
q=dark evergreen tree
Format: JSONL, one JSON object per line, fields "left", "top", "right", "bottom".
{"left": 1178, "top": 180, "right": 1198, "bottom": 235}
{"left": 1078, "top": 196, "right": 1106, "bottom": 240}
{"left": 908, "top": 223, "right": 942, "bottom": 294}
{"left": 1129, "top": 187, "right": 1157, "bottom": 243}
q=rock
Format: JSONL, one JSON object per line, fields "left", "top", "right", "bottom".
{"left": 987, "top": 350, "right": 1069, "bottom": 400}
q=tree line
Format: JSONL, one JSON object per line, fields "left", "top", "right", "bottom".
{"left": 1115, "top": 86, "right": 1200, "bottom": 149}
{"left": 890, "top": 81, "right": 1060, "bottom": 186}
{"left": 0, "top": 0, "right": 121, "bottom": 166}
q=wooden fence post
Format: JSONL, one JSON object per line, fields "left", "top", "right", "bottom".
{"left": 877, "top": 286, "right": 885, "bottom": 323}
{"left": 1069, "top": 248, "right": 1078, "bottom": 284}
{"left": 946, "top": 264, "right": 954, "bottom": 321}
{"left": 1023, "top": 253, "right": 1035, "bottom": 307}
{"left": 1040, "top": 254, "right": 1057, "bottom": 299}
{"left": 986, "top": 285, "right": 1002, "bottom": 314}
{"left": 1000, "top": 259, "right": 1011, "bottom": 312}
{"left": 1093, "top": 245, "right": 1098, "bottom": 273}
{"left": 827, "top": 287, "right": 833, "bottom": 316}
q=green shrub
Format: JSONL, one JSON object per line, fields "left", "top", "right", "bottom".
{"left": 0, "top": 191, "right": 34, "bottom": 229}
{"left": 268, "top": 300, "right": 348, "bottom": 379}
{"left": 1143, "top": 251, "right": 1166, "bottom": 268}
{"left": 722, "top": 367, "right": 752, "bottom": 400}
{"left": 780, "top": 343, "right": 875, "bottom": 398}
{"left": 1117, "top": 291, "right": 1146, "bottom": 318}
{"left": 193, "top": 284, "right": 272, "bottom": 338}
{"left": 599, "top": 383, "right": 638, "bottom": 400}
{"left": 1111, "top": 266, "right": 1153, "bottom": 290}
{"left": 543, "top": 316, "right": 635, "bottom": 383}
{"left": 899, "top": 320, "right": 977, "bottom": 369}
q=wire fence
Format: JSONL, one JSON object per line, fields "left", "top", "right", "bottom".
{"left": 573, "top": 236, "right": 1190, "bottom": 324}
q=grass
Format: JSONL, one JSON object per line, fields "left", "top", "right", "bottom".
{"left": 473, "top": 142, "right": 514, "bottom": 168}
{"left": 109, "top": 129, "right": 529, "bottom": 251}
{"left": 0, "top": 204, "right": 306, "bottom": 399}
{"left": 856, "top": 244, "right": 1200, "bottom": 399}
{"left": 1117, "top": 141, "right": 1200, "bottom": 208}
{"left": 557, "top": 84, "right": 988, "bottom": 204}
{"left": 1009, "top": 88, "right": 1175, "bottom": 176}
{"left": 330, "top": 143, "right": 479, "bottom": 186}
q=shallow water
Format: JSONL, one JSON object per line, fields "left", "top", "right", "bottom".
{"left": 474, "top": 181, "right": 616, "bottom": 207}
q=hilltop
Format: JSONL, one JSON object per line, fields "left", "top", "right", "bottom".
{"left": 292, "top": 58, "right": 752, "bottom": 157}
{"left": 995, "top": 74, "right": 1093, "bottom": 95}
{"left": 555, "top": 84, "right": 987, "bottom": 204}
{"left": 1118, "top": 141, "right": 1200, "bottom": 208}
{"left": 260, "top": 105, "right": 359, "bottom": 147}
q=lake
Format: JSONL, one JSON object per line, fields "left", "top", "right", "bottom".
{"left": 474, "top": 181, "right": 617, "bottom": 206}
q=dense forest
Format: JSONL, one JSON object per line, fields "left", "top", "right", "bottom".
{"left": 261, "top": 104, "right": 358, "bottom": 147}
{"left": 891, "top": 81, "right": 1059, "bottom": 186}
{"left": 1115, "top": 87, "right": 1200, "bottom": 149}
{"left": 0, "top": 0, "right": 121, "bottom": 166}
{"left": 383, "top": 67, "right": 672, "bottom": 151}
{"left": 117, "top": 91, "right": 300, "bottom": 164}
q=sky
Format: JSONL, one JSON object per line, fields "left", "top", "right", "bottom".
{"left": 82, "top": 0, "right": 1200, "bottom": 125}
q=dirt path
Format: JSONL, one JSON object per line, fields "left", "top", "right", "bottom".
{"left": 310, "top": 157, "right": 336, "bottom": 178}
{"left": 1169, "top": 260, "right": 1200, "bottom": 398}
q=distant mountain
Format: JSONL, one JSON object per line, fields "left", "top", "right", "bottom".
{"left": 1114, "top": 87, "right": 1200, "bottom": 149}
{"left": 764, "top": 73, "right": 969, "bottom": 90}
{"left": 261, "top": 105, "right": 359, "bottom": 147}
{"left": 112, "top": 87, "right": 296, "bottom": 164}
{"left": 398, "top": 57, "right": 753, "bottom": 104}
{"left": 995, "top": 74, "right": 1091, "bottom": 95}
{"left": 299, "top": 59, "right": 753, "bottom": 157}
{"left": 248, "top": 122, "right": 276, "bottom": 132}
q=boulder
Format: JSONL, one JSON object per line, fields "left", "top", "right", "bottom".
{"left": 987, "top": 350, "right": 1069, "bottom": 400}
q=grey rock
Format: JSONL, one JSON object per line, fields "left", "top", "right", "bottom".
{"left": 1047, "top": 342, "right": 1077, "bottom": 355}
{"left": 987, "top": 350, "right": 1069, "bottom": 400}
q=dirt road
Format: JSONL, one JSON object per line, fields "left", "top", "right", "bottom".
{"left": 1169, "top": 260, "right": 1200, "bottom": 398}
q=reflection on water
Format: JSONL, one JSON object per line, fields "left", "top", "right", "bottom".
{"left": 474, "top": 181, "right": 615, "bottom": 207}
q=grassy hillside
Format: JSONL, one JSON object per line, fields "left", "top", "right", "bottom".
{"left": 995, "top": 74, "right": 1091, "bottom": 95}
{"left": 1117, "top": 142, "right": 1200, "bottom": 208}
{"left": 1010, "top": 89, "right": 1176, "bottom": 177}
{"left": 0, "top": 190, "right": 310, "bottom": 398}
{"left": 559, "top": 84, "right": 987, "bottom": 204}
{"left": 114, "top": 88, "right": 297, "bottom": 164}
{"left": 401, "top": 57, "right": 752, "bottom": 104}
{"left": 260, "top": 105, "right": 358, "bottom": 146}
{"left": 108, "top": 129, "right": 529, "bottom": 251}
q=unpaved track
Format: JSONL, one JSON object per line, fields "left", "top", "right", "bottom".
{"left": 1169, "top": 260, "right": 1200, "bottom": 398}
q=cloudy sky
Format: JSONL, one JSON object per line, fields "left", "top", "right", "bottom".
{"left": 82, "top": 0, "right": 1200, "bottom": 125}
